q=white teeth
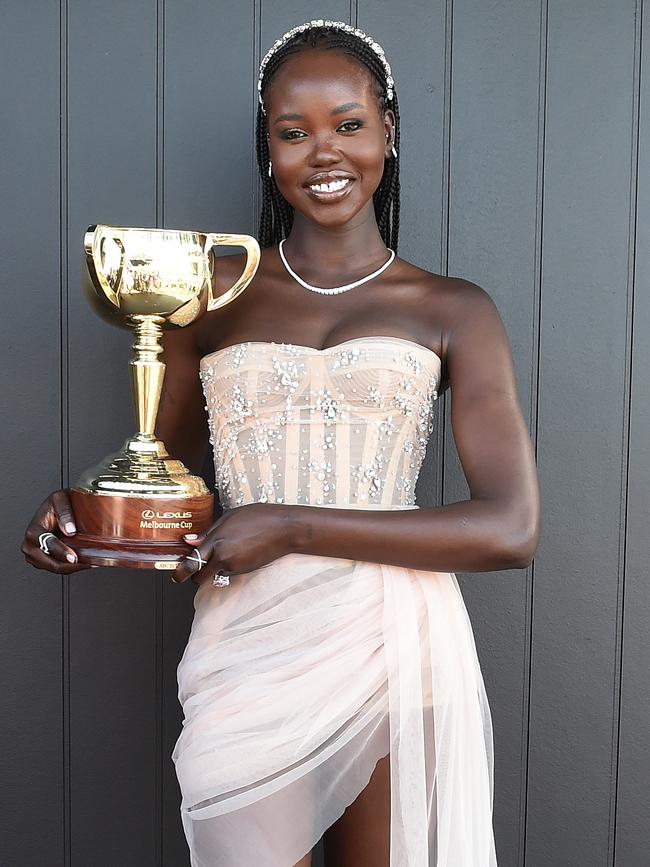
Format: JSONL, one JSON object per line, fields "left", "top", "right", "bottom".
{"left": 309, "top": 178, "right": 351, "bottom": 193}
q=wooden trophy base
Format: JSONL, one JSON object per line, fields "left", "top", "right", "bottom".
{"left": 67, "top": 489, "right": 214, "bottom": 570}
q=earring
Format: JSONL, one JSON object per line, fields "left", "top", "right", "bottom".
{"left": 268, "top": 159, "right": 272, "bottom": 178}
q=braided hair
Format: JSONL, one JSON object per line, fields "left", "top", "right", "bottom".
{"left": 256, "top": 25, "right": 401, "bottom": 250}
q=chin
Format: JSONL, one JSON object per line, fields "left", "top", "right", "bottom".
{"left": 309, "top": 209, "right": 360, "bottom": 228}
{"left": 296, "top": 195, "right": 372, "bottom": 228}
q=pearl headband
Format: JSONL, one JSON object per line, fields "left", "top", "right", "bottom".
{"left": 258, "top": 19, "right": 394, "bottom": 115}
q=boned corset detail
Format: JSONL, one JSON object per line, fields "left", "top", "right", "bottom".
{"left": 199, "top": 336, "right": 441, "bottom": 510}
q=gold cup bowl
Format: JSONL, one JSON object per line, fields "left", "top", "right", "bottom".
{"left": 68, "top": 225, "right": 260, "bottom": 569}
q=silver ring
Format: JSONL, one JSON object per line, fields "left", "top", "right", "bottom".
{"left": 187, "top": 550, "right": 207, "bottom": 569}
{"left": 212, "top": 570, "right": 230, "bottom": 588}
{"left": 38, "top": 532, "right": 57, "bottom": 555}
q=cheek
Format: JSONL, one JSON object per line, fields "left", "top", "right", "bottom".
{"left": 352, "top": 134, "right": 387, "bottom": 177}
{"left": 356, "top": 147, "right": 387, "bottom": 192}
{"left": 272, "top": 147, "right": 303, "bottom": 178}
{"left": 366, "top": 147, "right": 387, "bottom": 177}
{"left": 268, "top": 142, "right": 302, "bottom": 187}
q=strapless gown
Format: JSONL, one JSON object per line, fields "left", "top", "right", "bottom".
{"left": 172, "top": 335, "right": 497, "bottom": 867}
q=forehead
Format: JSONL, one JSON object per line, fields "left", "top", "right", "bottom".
{"left": 265, "top": 49, "right": 376, "bottom": 108}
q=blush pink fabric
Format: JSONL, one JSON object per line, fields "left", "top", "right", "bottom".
{"left": 173, "top": 337, "right": 497, "bottom": 866}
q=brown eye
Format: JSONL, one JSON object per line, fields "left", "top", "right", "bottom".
{"left": 338, "top": 120, "right": 364, "bottom": 132}
{"left": 280, "top": 129, "right": 306, "bottom": 140}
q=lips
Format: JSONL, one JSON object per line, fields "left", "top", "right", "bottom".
{"left": 303, "top": 170, "right": 356, "bottom": 187}
{"left": 303, "top": 172, "right": 356, "bottom": 202}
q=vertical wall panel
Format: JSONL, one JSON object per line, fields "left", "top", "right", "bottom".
{"left": 615, "top": 1, "right": 649, "bottom": 864}
{"left": 161, "top": 1, "right": 260, "bottom": 862}
{"left": 0, "top": 3, "right": 64, "bottom": 865}
{"left": 444, "top": 2, "right": 543, "bottom": 864}
{"left": 66, "top": 1, "right": 159, "bottom": 864}
{"left": 527, "top": 2, "right": 637, "bottom": 864}
{"left": 261, "top": 0, "right": 351, "bottom": 43}
{"left": 360, "top": 1, "right": 447, "bottom": 275}
{"left": 163, "top": 5, "right": 257, "bottom": 234}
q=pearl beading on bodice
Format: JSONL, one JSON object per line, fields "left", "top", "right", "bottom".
{"left": 199, "top": 336, "right": 441, "bottom": 510}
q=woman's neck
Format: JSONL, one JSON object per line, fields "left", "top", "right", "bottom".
{"left": 283, "top": 208, "right": 390, "bottom": 281}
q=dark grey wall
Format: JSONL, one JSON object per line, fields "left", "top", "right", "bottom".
{"left": 1, "top": 1, "right": 647, "bottom": 865}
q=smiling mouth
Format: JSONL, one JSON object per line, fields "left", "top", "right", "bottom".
{"left": 305, "top": 178, "right": 354, "bottom": 201}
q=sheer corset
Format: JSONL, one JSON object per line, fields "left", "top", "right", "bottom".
{"left": 199, "top": 335, "right": 441, "bottom": 510}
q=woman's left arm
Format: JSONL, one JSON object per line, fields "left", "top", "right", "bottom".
{"left": 287, "top": 283, "right": 540, "bottom": 573}
{"left": 175, "top": 282, "right": 540, "bottom": 583}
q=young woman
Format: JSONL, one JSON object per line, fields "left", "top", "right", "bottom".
{"left": 22, "top": 19, "right": 540, "bottom": 867}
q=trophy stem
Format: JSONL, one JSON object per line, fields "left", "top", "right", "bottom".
{"left": 129, "top": 314, "right": 165, "bottom": 438}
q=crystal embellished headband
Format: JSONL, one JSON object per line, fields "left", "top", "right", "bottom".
{"left": 257, "top": 19, "right": 394, "bottom": 114}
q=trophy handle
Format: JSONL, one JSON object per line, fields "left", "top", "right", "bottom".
{"left": 204, "top": 233, "right": 260, "bottom": 311}
{"left": 84, "top": 225, "right": 124, "bottom": 309}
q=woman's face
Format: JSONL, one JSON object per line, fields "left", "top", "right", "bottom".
{"left": 264, "top": 49, "right": 395, "bottom": 231}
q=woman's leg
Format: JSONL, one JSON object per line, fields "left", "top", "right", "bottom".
{"left": 292, "top": 853, "right": 313, "bottom": 867}
{"left": 323, "top": 753, "right": 390, "bottom": 867}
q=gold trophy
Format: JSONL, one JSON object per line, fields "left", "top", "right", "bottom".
{"left": 65, "top": 225, "right": 260, "bottom": 570}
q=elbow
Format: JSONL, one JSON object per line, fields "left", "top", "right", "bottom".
{"left": 498, "top": 511, "right": 540, "bottom": 570}
{"left": 503, "top": 541, "right": 536, "bottom": 570}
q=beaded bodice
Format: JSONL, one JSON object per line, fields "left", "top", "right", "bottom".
{"left": 199, "top": 336, "right": 441, "bottom": 510}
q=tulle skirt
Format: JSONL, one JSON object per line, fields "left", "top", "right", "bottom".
{"left": 172, "top": 547, "right": 497, "bottom": 866}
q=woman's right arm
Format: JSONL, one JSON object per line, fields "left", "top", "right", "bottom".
{"left": 21, "top": 319, "right": 210, "bottom": 573}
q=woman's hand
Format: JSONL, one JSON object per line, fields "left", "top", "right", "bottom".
{"left": 21, "top": 490, "right": 93, "bottom": 574}
{"left": 173, "top": 502, "right": 297, "bottom": 587}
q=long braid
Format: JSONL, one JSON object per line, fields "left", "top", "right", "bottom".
{"left": 256, "top": 25, "right": 401, "bottom": 251}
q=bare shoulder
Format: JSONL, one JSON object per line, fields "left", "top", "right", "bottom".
{"left": 397, "top": 257, "right": 496, "bottom": 312}
{"left": 437, "top": 276, "right": 503, "bottom": 344}
{"left": 420, "top": 272, "right": 515, "bottom": 399}
{"left": 196, "top": 246, "right": 277, "bottom": 350}
{"left": 209, "top": 245, "right": 282, "bottom": 305}
{"left": 395, "top": 259, "right": 503, "bottom": 380}
{"left": 416, "top": 267, "right": 496, "bottom": 316}
{"left": 212, "top": 250, "right": 250, "bottom": 288}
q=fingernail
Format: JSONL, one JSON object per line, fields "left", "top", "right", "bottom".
{"left": 90, "top": 565, "right": 100, "bottom": 569}
{"left": 66, "top": 553, "right": 77, "bottom": 563}
{"left": 64, "top": 522, "right": 76, "bottom": 535}
{"left": 184, "top": 534, "right": 198, "bottom": 540}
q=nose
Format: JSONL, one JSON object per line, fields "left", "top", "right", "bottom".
{"left": 308, "top": 132, "right": 342, "bottom": 167}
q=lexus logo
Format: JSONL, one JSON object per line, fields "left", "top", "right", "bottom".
{"left": 141, "top": 509, "right": 155, "bottom": 519}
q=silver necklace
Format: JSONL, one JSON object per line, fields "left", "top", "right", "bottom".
{"left": 278, "top": 239, "right": 396, "bottom": 295}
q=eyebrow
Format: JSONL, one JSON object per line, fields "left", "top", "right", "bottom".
{"left": 272, "top": 102, "right": 365, "bottom": 125}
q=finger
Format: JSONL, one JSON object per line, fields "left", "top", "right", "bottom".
{"left": 182, "top": 532, "right": 202, "bottom": 545}
{"left": 24, "top": 547, "right": 90, "bottom": 574}
{"left": 40, "top": 534, "right": 80, "bottom": 565}
{"left": 27, "top": 526, "right": 79, "bottom": 565}
{"left": 50, "top": 490, "right": 77, "bottom": 536}
{"left": 174, "top": 540, "right": 213, "bottom": 584}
